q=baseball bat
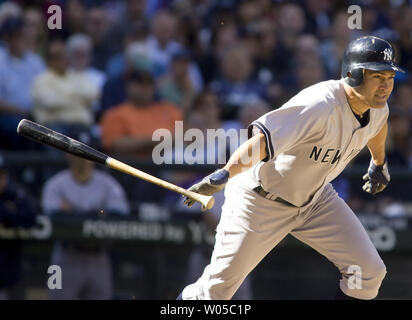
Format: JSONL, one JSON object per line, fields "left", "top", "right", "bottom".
{"left": 16, "top": 119, "right": 215, "bottom": 210}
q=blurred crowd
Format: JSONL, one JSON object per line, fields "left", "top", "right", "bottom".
{"left": 0, "top": 0, "right": 410, "bottom": 166}
{"left": 0, "top": 0, "right": 412, "bottom": 300}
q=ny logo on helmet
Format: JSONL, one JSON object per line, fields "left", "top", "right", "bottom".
{"left": 383, "top": 48, "right": 393, "bottom": 61}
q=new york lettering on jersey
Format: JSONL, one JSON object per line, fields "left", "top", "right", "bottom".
{"left": 309, "top": 146, "right": 341, "bottom": 164}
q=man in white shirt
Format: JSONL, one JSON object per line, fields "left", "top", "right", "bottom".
{"left": 31, "top": 39, "right": 99, "bottom": 136}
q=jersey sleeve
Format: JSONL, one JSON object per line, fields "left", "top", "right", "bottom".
{"left": 248, "top": 104, "right": 329, "bottom": 161}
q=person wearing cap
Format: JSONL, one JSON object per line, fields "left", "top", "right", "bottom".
{"left": 0, "top": 155, "right": 37, "bottom": 299}
{"left": 41, "top": 133, "right": 130, "bottom": 300}
{"left": 0, "top": 16, "right": 45, "bottom": 149}
{"left": 157, "top": 50, "right": 199, "bottom": 110}
{"left": 100, "top": 69, "right": 182, "bottom": 158}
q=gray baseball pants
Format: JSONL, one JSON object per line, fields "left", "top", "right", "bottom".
{"left": 182, "top": 182, "right": 386, "bottom": 300}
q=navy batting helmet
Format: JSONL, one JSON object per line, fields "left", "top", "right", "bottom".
{"left": 341, "top": 36, "right": 405, "bottom": 87}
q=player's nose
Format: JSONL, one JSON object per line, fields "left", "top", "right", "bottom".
{"left": 380, "top": 78, "right": 392, "bottom": 90}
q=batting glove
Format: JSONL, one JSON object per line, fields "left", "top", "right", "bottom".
{"left": 183, "top": 169, "right": 229, "bottom": 208}
{"left": 362, "top": 158, "right": 390, "bottom": 194}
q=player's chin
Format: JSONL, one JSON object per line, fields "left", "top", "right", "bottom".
{"left": 371, "top": 96, "right": 388, "bottom": 108}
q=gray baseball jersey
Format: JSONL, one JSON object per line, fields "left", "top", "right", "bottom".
{"left": 245, "top": 79, "right": 388, "bottom": 207}
{"left": 182, "top": 79, "right": 388, "bottom": 300}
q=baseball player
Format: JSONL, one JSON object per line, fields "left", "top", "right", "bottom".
{"left": 177, "top": 36, "right": 403, "bottom": 300}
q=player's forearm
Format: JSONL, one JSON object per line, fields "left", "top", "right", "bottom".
{"left": 223, "top": 133, "right": 267, "bottom": 178}
{"left": 367, "top": 122, "right": 387, "bottom": 165}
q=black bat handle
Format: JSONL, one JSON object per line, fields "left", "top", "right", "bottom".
{"left": 17, "top": 119, "right": 108, "bottom": 165}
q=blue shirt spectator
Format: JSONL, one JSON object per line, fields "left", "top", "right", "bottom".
{"left": 0, "top": 16, "right": 45, "bottom": 150}
{"left": 210, "top": 44, "right": 267, "bottom": 120}
{"left": 0, "top": 48, "right": 45, "bottom": 112}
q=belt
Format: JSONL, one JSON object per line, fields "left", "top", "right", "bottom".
{"left": 252, "top": 186, "right": 295, "bottom": 206}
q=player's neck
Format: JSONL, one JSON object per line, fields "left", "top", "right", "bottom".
{"left": 343, "top": 83, "right": 370, "bottom": 116}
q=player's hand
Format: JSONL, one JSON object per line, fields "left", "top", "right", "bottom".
{"left": 183, "top": 169, "right": 229, "bottom": 208}
{"left": 362, "top": 158, "right": 390, "bottom": 194}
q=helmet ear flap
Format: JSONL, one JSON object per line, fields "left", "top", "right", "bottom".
{"left": 344, "top": 68, "right": 363, "bottom": 87}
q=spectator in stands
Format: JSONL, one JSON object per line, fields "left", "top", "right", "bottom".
{"left": 392, "top": 82, "right": 412, "bottom": 122}
{"left": 197, "top": 22, "right": 239, "bottom": 84}
{"left": 0, "top": 154, "right": 37, "bottom": 299}
{"left": 66, "top": 33, "right": 107, "bottom": 119}
{"left": 236, "top": 0, "right": 264, "bottom": 30}
{"left": 145, "top": 9, "right": 181, "bottom": 75}
{"left": 190, "top": 90, "right": 221, "bottom": 131}
{"left": 292, "top": 34, "right": 326, "bottom": 90}
{"left": 353, "top": 3, "right": 391, "bottom": 39}
{"left": 250, "top": 18, "right": 290, "bottom": 106}
{"left": 23, "top": 7, "right": 47, "bottom": 55}
{"left": 157, "top": 50, "right": 198, "bottom": 111}
{"left": 294, "top": 56, "right": 326, "bottom": 91}
{"left": 0, "top": 1, "right": 23, "bottom": 55}
{"left": 104, "top": 0, "right": 148, "bottom": 61}
{"left": 319, "top": 11, "right": 355, "bottom": 79}
{"left": 391, "top": 5, "right": 412, "bottom": 74}
{"left": 100, "top": 69, "right": 182, "bottom": 158}
{"left": 160, "top": 90, "right": 222, "bottom": 169}
{"left": 0, "top": 16, "right": 45, "bottom": 150}
{"left": 210, "top": 45, "right": 267, "bottom": 120}
{"left": 66, "top": 33, "right": 106, "bottom": 93}
{"left": 252, "top": 19, "right": 278, "bottom": 83}
{"left": 0, "top": 1, "right": 21, "bottom": 42}
{"left": 386, "top": 109, "right": 412, "bottom": 167}
{"left": 145, "top": 10, "right": 203, "bottom": 90}
{"left": 302, "top": 0, "right": 333, "bottom": 39}
{"left": 85, "top": 5, "right": 115, "bottom": 71}
{"left": 99, "top": 33, "right": 163, "bottom": 120}
{"left": 105, "top": 21, "right": 149, "bottom": 78}
{"left": 276, "top": 3, "right": 306, "bottom": 58}
{"left": 41, "top": 133, "right": 130, "bottom": 300}
{"left": 58, "top": 0, "right": 87, "bottom": 38}
{"left": 295, "top": 34, "right": 321, "bottom": 66}
{"left": 31, "top": 39, "right": 99, "bottom": 138}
